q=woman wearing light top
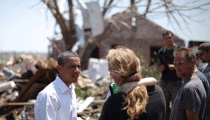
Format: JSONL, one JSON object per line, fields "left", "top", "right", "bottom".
{"left": 99, "top": 46, "right": 166, "bottom": 120}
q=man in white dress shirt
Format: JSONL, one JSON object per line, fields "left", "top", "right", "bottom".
{"left": 34, "top": 51, "right": 81, "bottom": 120}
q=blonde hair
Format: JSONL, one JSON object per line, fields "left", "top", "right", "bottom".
{"left": 106, "top": 46, "right": 148, "bottom": 119}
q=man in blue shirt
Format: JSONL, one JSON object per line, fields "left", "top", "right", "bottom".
{"left": 197, "top": 42, "right": 210, "bottom": 120}
{"left": 170, "top": 47, "right": 207, "bottom": 120}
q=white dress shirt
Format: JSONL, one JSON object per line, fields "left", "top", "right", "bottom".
{"left": 34, "top": 75, "right": 78, "bottom": 120}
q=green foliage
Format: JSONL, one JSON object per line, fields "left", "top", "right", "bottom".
{"left": 139, "top": 55, "right": 161, "bottom": 81}
{"left": 75, "top": 86, "right": 91, "bottom": 100}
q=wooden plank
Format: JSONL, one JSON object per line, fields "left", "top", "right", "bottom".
{"left": 7, "top": 67, "right": 46, "bottom": 111}
{"left": 2, "top": 102, "right": 34, "bottom": 106}
{"left": 92, "top": 100, "right": 106, "bottom": 104}
{"left": 77, "top": 97, "right": 95, "bottom": 113}
{"left": 13, "top": 79, "right": 29, "bottom": 82}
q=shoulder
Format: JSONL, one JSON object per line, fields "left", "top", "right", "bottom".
{"left": 106, "top": 92, "right": 124, "bottom": 104}
{"left": 183, "top": 78, "right": 205, "bottom": 93}
{"left": 175, "top": 44, "right": 180, "bottom": 48}
{"left": 103, "top": 92, "right": 125, "bottom": 111}
{"left": 154, "top": 85, "right": 165, "bottom": 96}
{"left": 201, "top": 64, "right": 209, "bottom": 71}
{"left": 154, "top": 85, "right": 163, "bottom": 91}
{"left": 196, "top": 71, "right": 208, "bottom": 81}
{"left": 158, "top": 47, "right": 166, "bottom": 57}
{"left": 35, "top": 82, "right": 59, "bottom": 106}
{"left": 174, "top": 44, "right": 181, "bottom": 49}
{"left": 147, "top": 85, "right": 163, "bottom": 94}
{"left": 185, "top": 78, "right": 203, "bottom": 86}
{"left": 147, "top": 85, "right": 165, "bottom": 102}
{"left": 158, "top": 47, "right": 165, "bottom": 53}
{"left": 37, "top": 81, "right": 58, "bottom": 99}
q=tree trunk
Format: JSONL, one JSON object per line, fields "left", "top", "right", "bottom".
{"left": 66, "top": 0, "right": 77, "bottom": 51}
{"left": 79, "top": 40, "right": 97, "bottom": 70}
{"left": 42, "top": 0, "right": 77, "bottom": 51}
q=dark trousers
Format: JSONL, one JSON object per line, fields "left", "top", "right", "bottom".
{"left": 160, "top": 80, "right": 182, "bottom": 120}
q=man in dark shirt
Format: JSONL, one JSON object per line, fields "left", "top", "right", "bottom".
{"left": 157, "top": 31, "right": 182, "bottom": 120}
{"left": 195, "top": 66, "right": 210, "bottom": 120}
{"left": 170, "top": 47, "right": 207, "bottom": 120}
{"left": 197, "top": 42, "right": 210, "bottom": 120}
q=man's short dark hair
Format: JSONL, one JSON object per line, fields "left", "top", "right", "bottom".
{"left": 198, "top": 43, "right": 210, "bottom": 51}
{"left": 57, "top": 51, "right": 79, "bottom": 66}
{"left": 162, "top": 31, "right": 174, "bottom": 37}
{"left": 174, "top": 47, "right": 196, "bottom": 62}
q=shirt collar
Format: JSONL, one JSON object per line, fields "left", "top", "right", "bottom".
{"left": 55, "top": 75, "right": 75, "bottom": 94}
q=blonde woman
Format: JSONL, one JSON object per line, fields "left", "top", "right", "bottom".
{"left": 99, "top": 47, "right": 166, "bottom": 120}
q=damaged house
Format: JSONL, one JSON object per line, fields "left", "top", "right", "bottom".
{"left": 49, "top": 11, "right": 185, "bottom": 69}
{"left": 79, "top": 11, "right": 185, "bottom": 69}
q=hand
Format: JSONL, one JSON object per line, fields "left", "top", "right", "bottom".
{"left": 168, "top": 64, "right": 175, "bottom": 71}
{"left": 140, "top": 77, "right": 157, "bottom": 86}
{"left": 160, "top": 64, "right": 165, "bottom": 72}
{"left": 157, "top": 60, "right": 165, "bottom": 72}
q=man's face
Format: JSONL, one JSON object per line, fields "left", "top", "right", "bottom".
{"left": 199, "top": 50, "right": 210, "bottom": 63}
{"left": 58, "top": 57, "right": 81, "bottom": 84}
{"left": 174, "top": 52, "right": 191, "bottom": 78}
{"left": 163, "top": 33, "right": 174, "bottom": 46}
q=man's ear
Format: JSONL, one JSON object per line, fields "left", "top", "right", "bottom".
{"left": 57, "top": 65, "right": 62, "bottom": 74}
{"left": 172, "top": 36, "right": 176, "bottom": 39}
{"left": 190, "top": 59, "right": 196, "bottom": 65}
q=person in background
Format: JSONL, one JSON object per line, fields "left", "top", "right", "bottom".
{"left": 170, "top": 47, "right": 207, "bottom": 120}
{"left": 34, "top": 51, "right": 82, "bottom": 120}
{"left": 197, "top": 42, "right": 210, "bottom": 120}
{"left": 157, "top": 30, "right": 182, "bottom": 120}
{"left": 99, "top": 46, "right": 166, "bottom": 120}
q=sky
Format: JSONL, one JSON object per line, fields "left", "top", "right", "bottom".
{"left": 0, "top": 0, "right": 210, "bottom": 53}
{"left": 0, "top": 1, "right": 55, "bottom": 53}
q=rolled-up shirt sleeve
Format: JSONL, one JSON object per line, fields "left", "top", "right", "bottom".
{"left": 34, "top": 93, "right": 59, "bottom": 120}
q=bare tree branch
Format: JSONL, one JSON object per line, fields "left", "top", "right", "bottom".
{"left": 143, "top": 0, "right": 151, "bottom": 17}
{"left": 103, "top": 0, "right": 108, "bottom": 8}
{"left": 41, "top": 0, "right": 77, "bottom": 51}
{"left": 66, "top": 0, "right": 77, "bottom": 50}
{"left": 172, "top": 2, "right": 210, "bottom": 11}
{"left": 42, "top": 0, "right": 68, "bottom": 32}
{"left": 28, "top": 1, "right": 42, "bottom": 9}
{"left": 40, "top": 0, "right": 210, "bottom": 53}
{"left": 68, "top": 0, "right": 75, "bottom": 32}
{"left": 102, "top": 0, "right": 115, "bottom": 17}
{"left": 170, "top": 2, "right": 192, "bottom": 33}
{"left": 149, "top": 4, "right": 165, "bottom": 12}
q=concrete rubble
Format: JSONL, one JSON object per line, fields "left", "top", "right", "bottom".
{"left": 0, "top": 53, "right": 111, "bottom": 120}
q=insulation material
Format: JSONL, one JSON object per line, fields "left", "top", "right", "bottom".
{"left": 82, "top": 58, "right": 109, "bottom": 83}
{"left": 86, "top": 1, "right": 104, "bottom": 36}
{"left": 77, "top": 0, "right": 104, "bottom": 36}
{"left": 0, "top": 81, "right": 16, "bottom": 92}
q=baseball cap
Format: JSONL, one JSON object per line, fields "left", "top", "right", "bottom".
{"left": 196, "top": 43, "right": 210, "bottom": 54}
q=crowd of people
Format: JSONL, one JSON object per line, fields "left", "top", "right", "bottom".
{"left": 34, "top": 31, "right": 210, "bottom": 120}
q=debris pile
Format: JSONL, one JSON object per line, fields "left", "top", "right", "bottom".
{"left": 0, "top": 53, "right": 58, "bottom": 119}
{"left": 0, "top": 54, "right": 111, "bottom": 120}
